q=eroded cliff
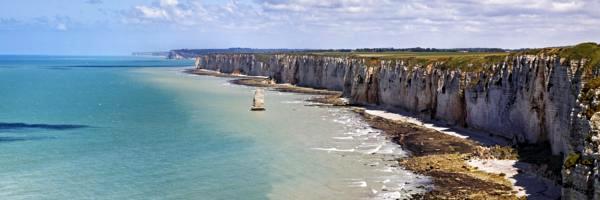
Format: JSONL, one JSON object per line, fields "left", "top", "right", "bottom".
{"left": 195, "top": 43, "right": 600, "bottom": 199}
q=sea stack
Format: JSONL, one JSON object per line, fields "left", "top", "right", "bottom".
{"left": 250, "top": 89, "right": 265, "bottom": 111}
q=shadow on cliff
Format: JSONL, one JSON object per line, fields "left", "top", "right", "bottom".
{"left": 511, "top": 162, "right": 562, "bottom": 199}
{"left": 511, "top": 143, "right": 563, "bottom": 199}
{"left": 0, "top": 122, "right": 89, "bottom": 131}
{"left": 433, "top": 125, "right": 513, "bottom": 146}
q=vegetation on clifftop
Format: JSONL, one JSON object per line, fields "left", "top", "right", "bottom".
{"left": 558, "top": 43, "right": 600, "bottom": 118}
{"left": 511, "top": 42, "right": 600, "bottom": 70}
{"left": 559, "top": 42, "right": 600, "bottom": 69}
{"left": 310, "top": 51, "right": 509, "bottom": 72}
{"left": 298, "top": 42, "right": 600, "bottom": 73}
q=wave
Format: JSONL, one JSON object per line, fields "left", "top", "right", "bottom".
{"left": 312, "top": 107, "right": 431, "bottom": 198}
{"left": 362, "top": 144, "right": 383, "bottom": 154}
{"left": 349, "top": 181, "right": 368, "bottom": 188}
{"left": 332, "top": 136, "right": 354, "bottom": 140}
{"left": 311, "top": 147, "right": 356, "bottom": 153}
{"left": 281, "top": 100, "right": 305, "bottom": 104}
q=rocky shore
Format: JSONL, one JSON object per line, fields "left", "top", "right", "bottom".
{"left": 356, "top": 109, "right": 561, "bottom": 199}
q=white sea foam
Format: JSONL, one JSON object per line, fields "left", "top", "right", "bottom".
{"left": 306, "top": 107, "right": 432, "bottom": 199}
{"left": 332, "top": 136, "right": 354, "bottom": 140}
{"left": 349, "top": 181, "right": 368, "bottom": 188}
{"left": 377, "top": 167, "right": 394, "bottom": 173}
{"left": 362, "top": 144, "right": 383, "bottom": 155}
{"left": 333, "top": 118, "right": 352, "bottom": 125}
{"left": 280, "top": 100, "right": 304, "bottom": 104}
{"left": 376, "top": 191, "right": 402, "bottom": 199}
{"left": 371, "top": 189, "right": 378, "bottom": 195}
{"left": 312, "top": 147, "right": 356, "bottom": 153}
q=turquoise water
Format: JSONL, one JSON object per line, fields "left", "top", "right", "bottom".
{"left": 0, "top": 56, "right": 427, "bottom": 199}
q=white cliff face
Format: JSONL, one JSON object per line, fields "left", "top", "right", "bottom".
{"left": 198, "top": 54, "right": 587, "bottom": 154}
{"left": 463, "top": 56, "right": 584, "bottom": 155}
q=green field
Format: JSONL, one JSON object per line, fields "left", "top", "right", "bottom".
{"left": 253, "top": 43, "right": 600, "bottom": 73}
{"left": 296, "top": 51, "right": 508, "bottom": 72}
{"left": 308, "top": 51, "right": 510, "bottom": 59}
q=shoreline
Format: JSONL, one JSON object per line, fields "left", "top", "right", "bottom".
{"left": 184, "top": 68, "right": 560, "bottom": 199}
{"left": 356, "top": 108, "right": 560, "bottom": 199}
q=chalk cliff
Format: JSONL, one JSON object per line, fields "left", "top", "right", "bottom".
{"left": 194, "top": 43, "right": 600, "bottom": 199}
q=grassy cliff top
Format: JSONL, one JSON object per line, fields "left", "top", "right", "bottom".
{"left": 262, "top": 51, "right": 506, "bottom": 72}
{"left": 309, "top": 51, "right": 509, "bottom": 59}
{"left": 311, "top": 42, "right": 600, "bottom": 72}
{"left": 304, "top": 52, "right": 510, "bottom": 72}
{"left": 523, "top": 42, "right": 600, "bottom": 70}
{"left": 251, "top": 42, "right": 600, "bottom": 72}
{"left": 304, "top": 42, "right": 599, "bottom": 61}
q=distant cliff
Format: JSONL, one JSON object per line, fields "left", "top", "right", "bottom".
{"left": 195, "top": 43, "right": 600, "bottom": 199}
{"left": 167, "top": 48, "right": 308, "bottom": 59}
{"left": 168, "top": 48, "right": 511, "bottom": 59}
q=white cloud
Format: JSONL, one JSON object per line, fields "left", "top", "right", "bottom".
{"left": 135, "top": 5, "right": 169, "bottom": 19}
{"left": 160, "top": 0, "right": 179, "bottom": 7}
{"left": 122, "top": 0, "right": 600, "bottom": 47}
{"left": 550, "top": 1, "right": 583, "bottom": 12}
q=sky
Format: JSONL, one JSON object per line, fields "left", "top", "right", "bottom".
{"left": 0, "top": 0, "right": 598, "bottom": 55}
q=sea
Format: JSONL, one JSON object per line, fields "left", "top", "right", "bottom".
{"left": 0, "top": 55, "right": 429, "bottom": 200}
